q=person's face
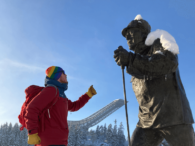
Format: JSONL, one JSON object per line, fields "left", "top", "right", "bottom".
{"left": 58, "top": 72, "right": 68, "bottom": 83}
{"left": 125, "top": 28, "right": 144, "bottom": 50}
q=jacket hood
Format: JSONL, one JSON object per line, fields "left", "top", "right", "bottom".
{"left": 25, "top": 85, "right": 44, "bottom": 99}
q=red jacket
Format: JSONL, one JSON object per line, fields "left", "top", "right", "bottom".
{"left": 24, "top": 85, "right": 91, "bottom": 146}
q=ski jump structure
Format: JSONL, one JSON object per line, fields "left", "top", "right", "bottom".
{"left": 67, "top": 99, "right": 128, "bottom": 130}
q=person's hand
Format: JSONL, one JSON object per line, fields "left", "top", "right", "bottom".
{"left": 114, "top": 46, "right": 130, "bottom": 67}
{"left": 28, "top": 133, "right": 41, "bottom": 145}
{"left": 86, "top": 85, "right": 97, "bottom": 98}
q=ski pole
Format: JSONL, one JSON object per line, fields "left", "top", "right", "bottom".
{"left": 121, "top": 65, "right": 131, "bottom": 146}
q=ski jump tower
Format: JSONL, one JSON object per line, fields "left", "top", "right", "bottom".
{"left": 67, "top": 99, "right": 128, "bottom": 130}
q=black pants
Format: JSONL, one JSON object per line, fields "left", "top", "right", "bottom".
{"left": 131, "top": 124, "right": 195, "bottom": 146}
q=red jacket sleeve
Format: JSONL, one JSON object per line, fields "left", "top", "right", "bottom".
{"left": 68, "top": 93, "right": 91, "bottom": 112}
{"left": 24, "top": 86, "right": 56, "bottom": 134}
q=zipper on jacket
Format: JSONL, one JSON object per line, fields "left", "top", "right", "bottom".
{"left": 48, "top": 109, "right": 51, "bottom": 118}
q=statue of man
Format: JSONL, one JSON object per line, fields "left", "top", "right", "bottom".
{"left": 114, "top": 14, "right": 195, "bottom": 146}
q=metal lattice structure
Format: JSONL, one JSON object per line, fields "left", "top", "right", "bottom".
{"left": 67, "top": 99, "right": 128, "bottom": 129}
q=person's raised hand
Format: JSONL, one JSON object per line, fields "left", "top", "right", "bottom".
{"left": 114, "top": 46, "right": 130, "bottom": 67}
{"left": 86, "top": 85, "right": 97, "bottom": 98}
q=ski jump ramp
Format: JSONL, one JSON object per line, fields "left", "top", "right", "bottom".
{"left": 67, "top": 99, "right": 128, "bottom": 129}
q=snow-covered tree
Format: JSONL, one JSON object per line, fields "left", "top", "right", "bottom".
{"left": 106, "top": 124, "right": 113, "bottom": 145}
{"left": 68, "top": 125, "right": 77, "bottom": 146}
{"left": 0, "top": 126, "right": 3, "bottom": 146}
{"left": 87, "top": 129, "right": 94, "bottom": 145}
{"left": 6, "top": 122, "right": 13, "bottom": 146}
{"left": 99, "top": 125, "right": 104, "bottom": 135}
{"left": 79, "top": 125, "right": 88, "bottom": 146}
{"left": 96, "top": 125, "right": 101, "bottom": 143}
{"left": 103, "top": 123, "right": 107, "bottom": 138}
{"left": 111, "top": 120, "right": 119, "bottom": 146}
{"left": 90, "top": 130, "right": 97, "bottom": 145}
{"left": 117, "top": 122, "right": 126, "bottom": 146}
{"left": 99, "top": 125, "right": 104, "bottom": 143}
{"left": 6, "top": 123, "right": 11, "bottom": 146}
{"left": 0, "top": 123, "right": 9, "bottom": 146}
{"left": 75, "top": 125, "right": 84, "bottom": 146}
{"left": 8, "top": 123, "right": 12, "bottom": 134}
{"left": 20, "top": 128, "right": 28, "bottom": 146}
{"left": 12, "top": 123, "right": 21, "bottom": 146}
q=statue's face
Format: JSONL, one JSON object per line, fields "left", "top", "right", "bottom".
{"left": 125, "top": 27, "right": 145, "bottom": 50}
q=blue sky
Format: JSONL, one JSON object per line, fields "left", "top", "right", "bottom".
{"left": 0, "top": 0, "right": 195, "bottom": 140}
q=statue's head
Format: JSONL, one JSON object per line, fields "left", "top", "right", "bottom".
{"left": 122, "top": 14, "right": 151, "bottom": 52}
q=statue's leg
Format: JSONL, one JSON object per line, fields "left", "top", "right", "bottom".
{"left": 130, "top": 126, "right": 164, "bottom": 146}
{"left": 161, "top": 124, "right": 195, "bottom": 146}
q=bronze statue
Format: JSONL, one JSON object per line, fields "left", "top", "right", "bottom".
{"left": 114, "top": 14, "right": 195, "bottom": 146}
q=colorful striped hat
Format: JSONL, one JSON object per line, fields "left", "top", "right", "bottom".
{"left": 45, "top": 66, "right": 65, "bottom": 80}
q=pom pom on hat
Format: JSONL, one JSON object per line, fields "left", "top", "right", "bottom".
{"left": 45, "top": 66, "right": 65, "bottom": 80}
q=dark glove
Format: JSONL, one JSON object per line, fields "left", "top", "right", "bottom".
{"left": 27, "top": 133, "right": 41, "bottom": 145}
{"left": 114, "top": 46, "right": 130, "bottom": 67}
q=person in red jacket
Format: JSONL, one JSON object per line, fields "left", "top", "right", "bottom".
{"left": 25, "top": 66, "right": 97, "bottom": 146}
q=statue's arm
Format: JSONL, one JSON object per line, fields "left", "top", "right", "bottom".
{"left": 126, "top": 50, "right": 178, "bottom": 77}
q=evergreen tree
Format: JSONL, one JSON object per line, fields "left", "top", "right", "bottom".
{"left": 80, "top": 125, "right": 88, "bottom": 146}
{"left": 0, "top": 123, "right": 9, "bottom": 146}
{"left": 0, "top": 126, "right": 2, "bottom": 146}
{"left": 76, "top": 126, "right": 83, "bottom": 146}
{"left": 18, "top": 128, "right": 27, "bottom": 146}
{"left": 0, "top": 125, "right": 2, "bottom": 145}
{"left": 117, "top": 122, "right": 126, "bottom": 146}
{"left": 6, "top": 122, "right": 13, "bottom": 146}
{"left": 99, "top": 125, "right": 104, "bottom": 142}
{"left": 12, "top": 123, "right": 20, "bottom": 146}
{"left": 68, "top": 125, "right": 77, "bottom": 146}
{"left": 90, "top": 130, "right": 97, "bottom": 145}
{"left": 88, "top": 129, "right": 94, "bottom": 145}
{"left": 103, "top": 123, "right": 107, "bottom": 139}
{"left": 96, "top": 125, "right": 101, "bottom": 143}
{"left": 106, "top": 124, "right": 113, "bottom": 145}
{"left": 112, "top": 119, "right": 119, "bottom": 146}
{"left": 101, "top": 123, "right": 108, "bottom": 144}
{"left": 9, "top": 136, "right": 15, "bottom": 146}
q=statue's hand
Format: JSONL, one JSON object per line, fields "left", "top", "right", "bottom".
{"left": 114, "top": 46, "right": 130, "bottom": 67}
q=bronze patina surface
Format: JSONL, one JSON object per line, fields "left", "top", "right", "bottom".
{"left": 114, "top": 15, "right": 195, "bottom": 146}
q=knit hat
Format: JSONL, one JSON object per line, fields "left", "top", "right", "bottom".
{"left": 45, "top": 66, "right": 65, "bottom": 80}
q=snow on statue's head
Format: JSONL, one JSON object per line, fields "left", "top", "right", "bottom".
{"left": 122, "top": 14, "right": 151, "bottom": 38}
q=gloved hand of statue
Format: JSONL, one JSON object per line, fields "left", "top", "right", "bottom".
{"left": 86, "top": 85, "right": 97, "bottom": 98}
{"left": 28, "top": 133, "right": 41, "bottom": 145}
{"left": 114, "top": 46, "right": 130, "bottom": 67}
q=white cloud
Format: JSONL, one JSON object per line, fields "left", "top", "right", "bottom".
{"left": 0, "top": 58, "right": 87, "bottom": 84}
{"left": 0, "top": 58, "right": 45, "bottom": 72}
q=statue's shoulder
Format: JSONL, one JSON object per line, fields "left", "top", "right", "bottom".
{"left": 145, "top": 29, "right": 179, "bottom": 55}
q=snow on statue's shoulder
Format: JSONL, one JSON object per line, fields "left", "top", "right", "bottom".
{"left": 145, "top": 29, "right": 179, "bottom": 55}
